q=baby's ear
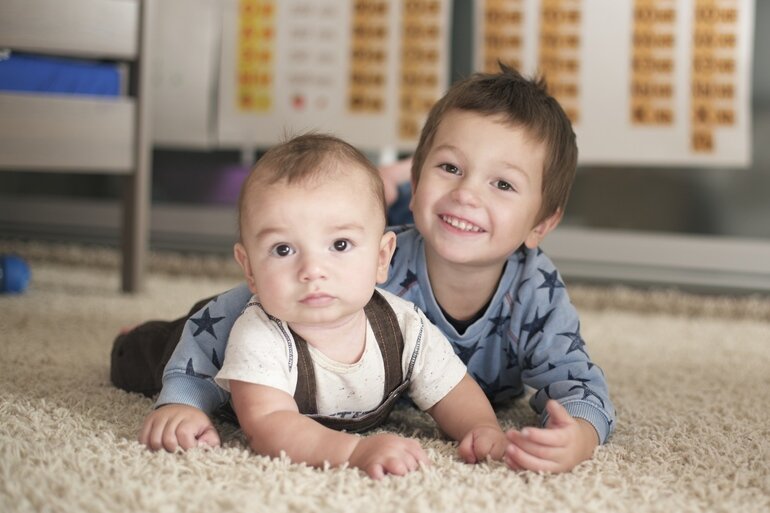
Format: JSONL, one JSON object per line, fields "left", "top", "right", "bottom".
{"left": 376, "top": 231, "right": 398, "bottom": 283}
{"left": 524, "top": 209, "right": 563, "bottom": 249}
{"left": 233, "top": 242, "right": 258, "bottom": 293}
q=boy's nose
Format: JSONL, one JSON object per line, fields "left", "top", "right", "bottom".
{"left": 298, "top": 254, "right": 326, "bottom": 282}
{"left": 450, "top": 182, "right": 481, "bottom": 207}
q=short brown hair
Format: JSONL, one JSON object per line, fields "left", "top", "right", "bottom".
{"left": 237, "top": 133, "right": 385, "bottom": 237}
{"left": 411, "top": 63, "right": 578, "bottom": 222}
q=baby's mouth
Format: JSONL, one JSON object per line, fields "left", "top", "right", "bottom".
{"left": 440, "top": 214, "right": 485, "bottom": 233}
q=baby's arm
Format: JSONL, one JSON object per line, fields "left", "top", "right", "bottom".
{"left": 229, "top": 380, "right": 429, "bottom": 479}
{"left": 427, "top": 374, "right": 509, "bottom": 464}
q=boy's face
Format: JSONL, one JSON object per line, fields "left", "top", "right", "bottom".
{"left": 234, "top": 166, "right": 395, "bottom": 329}
{"left": 410, "top": 109, "right": 559, "bottom": 268}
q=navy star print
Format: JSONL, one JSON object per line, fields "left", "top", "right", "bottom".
{"left": 521, "top": 307, "right": 555, "bottom": 348}
{"left": 486, "top": 313, "right": 510, "bottom": 339}
{"left": 560, "top": 326, "right": 588, "bottom": 357}
{"left": 185, "top": 359, "right": 211, "bottom": 379}
{"left": 454, "top": 342, "right": 483, "bottom": 365}
{"left": 568, "top": 382, "right": 606, "bottom": 408}
{"left": 190, "top": 308, "right": 225, "bottom": 339}
{"left": 399, "top": 269, "right": 418, "bottom": 291}
{"left": 537, "top": 268, "right": 565, "bottom": 302}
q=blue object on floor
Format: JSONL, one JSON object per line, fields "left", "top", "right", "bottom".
{"left": 1, "top": 254, "right": 30, "bottom": 293}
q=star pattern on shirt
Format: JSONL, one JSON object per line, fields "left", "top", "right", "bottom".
{"left": 185, "top": 358, "right": 211, "bottom": 379}
{"left": 568, "top": 381, "right": 605, "bottom": 408}
{"left": 486, "top": 313, "right": 510, "bottom": 339}
{"left": 190, "top": 308, "right": 226, "bottom": 339}
{"left": 474, "top": 373, "right": 515, "bottom": 402}
{"left": 399, "top": 269, "right": 418, "bottom": 291}
{"left": 515, "top": 277, "right": 530, "bottom": 304}
{"left": 454, "top": 342, "right": 483, "bottom": 365}
{"left": 522, "top": 351, "right": 547, "bottom": 370}
{"left": 521, "top": 307, "right": 554, "bottom": 348}
{"left": 211, "top": 348, "right": 221, "bottom": 370}
{"left": 537, "top": 268, "right": 565, "bottom": 302}
{"left": 559, "top": 326, "right": 588, "bottom": 357}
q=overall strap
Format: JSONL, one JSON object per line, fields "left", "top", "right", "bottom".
{"left": 291, "top": 290, "right": 404, "bottom": 419}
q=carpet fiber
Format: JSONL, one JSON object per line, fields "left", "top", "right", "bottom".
{"left": 1, "top": 242, "right": 769, "bottom": 513}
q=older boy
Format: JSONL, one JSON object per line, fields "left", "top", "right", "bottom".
{"left": 112, "top": 64, "right": 614, "bottom": 473}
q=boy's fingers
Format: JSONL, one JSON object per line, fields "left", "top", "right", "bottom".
{"left": 544, "top": 400, "right": 574, "bottom": 428}
{"left": 506, "top": 430, "right": 560, "bottom": 461}
{"left": 506, "top": 444, "right": 559, "bottom": 473}
{"left": 520, "top": 425, "right": 569, "bottom": 447}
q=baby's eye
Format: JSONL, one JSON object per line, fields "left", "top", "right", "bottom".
{"left": 271, "top": 244, "right": 295, "bottom": 257}
{"left": 331, "top": 239, "right": 352, "bottom": 252}
{"left": 493, "top": 180, "right": 515, "bottom": 192}
{"left": 439, "top": 163, "right": 461, "bottom": 175}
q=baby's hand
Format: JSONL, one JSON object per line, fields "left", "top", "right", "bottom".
{"left": 504, "top": 400, "right": 599, "bottom": 473}
{"left": 348, "top": 433, "right": 430, "bottom": 479}
{"left": 139, "top": 404, "right": 221, "bottom": 452}
{"left": 457, "top": 425, "right": 509, "bottom": 464}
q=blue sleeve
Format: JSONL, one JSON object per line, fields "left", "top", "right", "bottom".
{"left": 515, "top": 252, "right": 615, "bottom": 444}
{"left": 155, "top": 283, "right": 253, "bottom": 413}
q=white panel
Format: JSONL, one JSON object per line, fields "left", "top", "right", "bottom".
{"left": 0, "top": 93, "right": 135, "bottom": 172}
{"left": 0, "top": 0, "right": 139, "bottom": 59}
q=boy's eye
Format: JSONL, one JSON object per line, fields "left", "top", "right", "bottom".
{"left": 439, "top": 163, "right": 460, "bottom": 175}
{"left": 271, "top": 244, "right": 295, "bottom": 257}
{"left": 332, "top": 239, "right": 351, "bottom": 252}
{"left": 493, "top": 180, "right": 515, "bottom": 192}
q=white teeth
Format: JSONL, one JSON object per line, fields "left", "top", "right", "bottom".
{"left": 441, "top": 215, "right": 483, "bottom": 232}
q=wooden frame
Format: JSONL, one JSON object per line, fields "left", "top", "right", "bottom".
{"left": 0, "top": 0, "right": 153, "bottom": 292}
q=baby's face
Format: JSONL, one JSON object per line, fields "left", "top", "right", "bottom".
{"left": 410, "top": 109, "right": 549, "bottom": 268}
{"left": 236, "top": 167, "right": 392, "bottom": 328}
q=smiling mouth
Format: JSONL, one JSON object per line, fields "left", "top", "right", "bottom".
{"left": 439, "top": 214, "right": 485, "bottom": 233}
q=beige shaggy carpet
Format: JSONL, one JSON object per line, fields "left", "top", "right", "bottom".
{"left": 1, "top": 241, "right": 769, "bottom": 513}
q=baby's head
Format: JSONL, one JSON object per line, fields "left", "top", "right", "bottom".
{"left": 235, "top": 134, "right": 396, "bottom": 326}
{"left": 237, "top": 133, "right": 386, "bottom": 238}
{"left": 411, "top": 63, "right": 578, "bottom": 223}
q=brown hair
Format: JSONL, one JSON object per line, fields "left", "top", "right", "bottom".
{"left": 237, "top": 133, "right": 386, "bottom": 236}
{"left": 411, "top": 63, "right": 578, "bottom": 222}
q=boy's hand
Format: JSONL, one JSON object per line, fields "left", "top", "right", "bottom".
{"left": 139, "top": 404, "right": 221, "bottom": 452}
{"left": 348, "top": 433, "right": 430, "bottom": 480}
{"left": 504, "top": 400, "right": 598, "bottom": 473}
{"left": 457, "top": 425, "right": 509, "bottom": 464}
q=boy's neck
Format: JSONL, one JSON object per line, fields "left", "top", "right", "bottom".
{"left": 289, "top": 310, "right": 367, "bottom": 365}
{"left": 424, "top": 248, "right": 505, "bottom": 322}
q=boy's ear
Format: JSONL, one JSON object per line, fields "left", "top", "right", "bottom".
{"left": 375, "top": 231, "right": 397, "bottom": 284}
{"left": 524, "top": 209, "right": 563, "bottom": 249}
{"left": 234, "top": 242, "right": 258, "bottom": 294}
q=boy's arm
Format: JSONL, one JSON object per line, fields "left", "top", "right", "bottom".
{"left": 516, "top": 254, "right": 615, "bottom": 444}
{"left": 139, "top": 284, "right": 251, "bottom": 452}
{"left": 509, "top": 251, "right": 615, "bottom": 471}
{"left": 427, "top": 374, "right": 509, "bottom": 463}
{"left": 229, "top": 381, "right": 429, "bottom": 479}
{"left": 155, "top": 283, "right": 253, "bottom": 413}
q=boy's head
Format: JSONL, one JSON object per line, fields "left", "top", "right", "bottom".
{"left": 411, "top": 63, "right": 578, "bottom": 224}
{"left": 234, "top": 133, "right": 396, "bottom": 326}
